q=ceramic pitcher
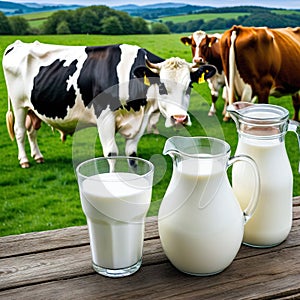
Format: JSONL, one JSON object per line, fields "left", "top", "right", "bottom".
{"left": 227, "top": 102, "right": 300, "bottom": 248}
{"left": 158, "top": 136, "right": 260, "bottom": 276}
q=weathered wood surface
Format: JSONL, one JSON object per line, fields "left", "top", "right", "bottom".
{"left": 0, "top": 197, "right": 299, "bottom": 300}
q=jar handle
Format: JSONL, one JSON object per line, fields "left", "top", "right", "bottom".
{"left": 227, "top": 155, "right": 260, "bottom": 224}
{"left": 288, "top": 120, "right": 300, "bottom": 173}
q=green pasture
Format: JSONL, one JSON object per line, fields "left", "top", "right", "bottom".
{"left": 270, "top": 9, "right": 300, "bottom": 15}
{"left": 21, "top": 11, "right": 55, "bottom": 20}
{"left": 0, "top": 34, "right": 299, "bottom": 237}
{"left": 158, "top": 9, "right": 300, "bottom": 24}
{"left": 13, "top": 11, "right": 54, "bottom": 28}
{"left": 158, "top": 12, "right": 250, "bottom": 23}
{"left": 16, "top": 8, "right": 300, "bottom": 30}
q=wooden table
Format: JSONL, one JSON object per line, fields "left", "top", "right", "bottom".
{"left": 1, "top": 197, "right": 299, "bottom": 299}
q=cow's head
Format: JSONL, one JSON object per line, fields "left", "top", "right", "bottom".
{"left": 181, "top": 31, "right": 220, "bottom": 65}
{"left": 134, "top": 57, "right": 216, "bottom": 127}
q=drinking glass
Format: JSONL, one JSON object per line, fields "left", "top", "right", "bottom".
{"left": 76, "top": 156, "right": 154, "bottom": 278}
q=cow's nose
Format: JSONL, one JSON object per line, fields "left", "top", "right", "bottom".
{"left": 171, "top": 115, "right": 189, "bottom": 125}
{"left": 193, "top": 57, "right": 205, "bottom": 64}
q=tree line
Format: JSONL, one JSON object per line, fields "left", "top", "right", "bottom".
{"left": 0, "top": 4, "right": 299, "bottom": 35}
{"left": 0, "top": 5, "right": 162, "bottom": 35}
{"left": 166, "top": 11, "right": 300, "bottom": 33}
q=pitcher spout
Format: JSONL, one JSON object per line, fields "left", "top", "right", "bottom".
{"left": 227, "top": 102, "right": 254, "bottom": 122}
{"left": 163, "top": 136, "right": 184, "bottom": 158}
{"left": 163, "top": 136, "right": 202, "bottom": 160}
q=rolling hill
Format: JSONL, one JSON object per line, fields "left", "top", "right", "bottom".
{"left": 0, "top": 0, "right": 81, "bottom": 15}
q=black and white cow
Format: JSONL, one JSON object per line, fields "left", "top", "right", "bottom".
{"left": 3, "top": 40, "right": 216, "bottom": 168}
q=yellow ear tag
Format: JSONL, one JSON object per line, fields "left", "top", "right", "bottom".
{"left": 144, "top": 74, "right": 150, "bottom": 86}
{"left": 208, "top": 41, "right": 212, "bottom": 47}
{"left": 185, "top": 42, "right": 190, "bottom": 46}
{"left": 198, "top": 73, "right": 205, "bottom": 84}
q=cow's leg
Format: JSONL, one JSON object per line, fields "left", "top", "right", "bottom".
{"left": 221, "top": 86, "right": 228, "bottom": 116}
{"left": 14, "top": 108, "right": 30, "bottom": 168}
{"left": 207, "top": 78, "right": 218, "bottom": 117}
{"left": 26, "top": 125, "right": 44, "bottom": 164}
{"left": 223, "top": 79, "right": 231, "bottom": 122}
{"left": 125, "top": 138, "right": 140, "bottom": 169}
{"left": 97, "top": 108, "right": 118, "bottom": 172}
{"left": 147, "top": 109, "right": 160, "bottom": 134}
{"left": 125, "top": 102, "right": 154, "bottom": 169}
{"left": 208, "top": 95, "right": 217, "bottom": 116}
{"left": 241, "top": 85, "right": 252, "bottom": 103}
{"left": 292, "top": 93, "right": 300, "bottom": 121}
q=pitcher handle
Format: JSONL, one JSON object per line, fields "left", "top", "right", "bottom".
{"left": 227, "top": 155, "right": 260, "bottom": 224}
{"left": 288, "top": 120, "right": 300, "bottom": 173}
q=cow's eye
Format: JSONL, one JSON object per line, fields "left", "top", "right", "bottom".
{"left": 159, "top": 83, "right": 167, "bottom": 95}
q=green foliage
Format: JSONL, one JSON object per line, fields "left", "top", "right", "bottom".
{"left": 56, "top": 20, "right": 71, "bottom": 35}
{"left": 163, "top": 10, "right": 300, "bottom": 32}
{"left": 151, "top": 22, "right": 170, "bottom": 34}
{"left": 159, "top": 12, "right": 250, "bottom": 24}
{"left": 132, "top": 17, "right": 150, "bottom": 34}
{"left": 41, "top": 5, "right": 150, "bottom": 35}
{"left": 0, "top": 11, "right": 12, "bottom": 34}
{"left": 237, "top": 12, "right": 300, "bottom": 27}
{"left": 8, "top": 16, "right": 30, "bottom": 35}
{"left": 127, "top": 5, "right": 211, "bottom": 19}
{"left": 101, "top": 16, "right": 123, "bottom": 35}
{"left": 0, "top": 34, "right": 299, "bottom": 237}
{"left": 166, "top": 19, "right": 205, "bottom": 33}
{"left": 79, "top": 9, "right": 99, "bottom": 34}
{"left": 42, "top": 10, "right": 74, "bottom": 34}
{"left": 3, "top": 6, "right": 300, "bottom": 36}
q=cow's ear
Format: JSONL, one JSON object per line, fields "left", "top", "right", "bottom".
{"left": 133, "top": 66, "right": 159, "bottom": 86}
{"left": 209, "top": 36, "right": 218, "bottom": 47}
{"left": 190, "top": 64, "right": 217, "bottom": 83}
{"left": 180, "top": 36, "right": 192, "bottom": 46}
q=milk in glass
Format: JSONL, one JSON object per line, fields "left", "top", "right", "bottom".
{"left": 80, "top": 172, "right": 151, "bottom": 269}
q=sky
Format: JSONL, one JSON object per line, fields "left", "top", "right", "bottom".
{"left": 3, "top": 0, "right": 300, "bottom": 9}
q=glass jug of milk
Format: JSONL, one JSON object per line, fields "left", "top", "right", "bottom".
{"left": 158, "top": 136, "right": 260, "bottom": 276}
{"left": 227, "top": 102, "right": 300, "bottom": 248}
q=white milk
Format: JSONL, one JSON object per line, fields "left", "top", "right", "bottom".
{"left": 233, "top": 137, "right": 293, "bottom": 247}
{"left": 158, "top": 158, "right": 244, "bottom": 275}
{"left": 80, "top": 172, "right": 151, "bottom": 269}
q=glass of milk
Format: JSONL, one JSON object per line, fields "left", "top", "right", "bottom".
{"left": 76, "top": 156, "right": 154, "bottom": 277}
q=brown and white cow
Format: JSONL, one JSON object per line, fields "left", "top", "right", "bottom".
{"left": 3, "top": 40, "right": 216, "bottom": 168}
{"left": 181, "top": 31, "right": 229, "bottom": 117}
{"left": 220, "top": 25, "right": 300, "bottom": 121}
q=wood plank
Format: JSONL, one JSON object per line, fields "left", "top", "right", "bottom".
{"left": 0, "top": 218, "right": 159, "bottom": 290}
{"left": 1, "top": 198, "right": 297, "bottom": 259}
{"left": 0, "top": 226, "right": 89, "bottom": 259}
{"left": 293, "top": 196, "right": 300, "bottom": 205}
{"left": 0, "top": 216, "right": 158, "bottom": 259}
{"left": 0, "top": 200, "right": 299, "bottom": 299}
{"left": 1, "top": 244, "right": 300, "bottom": 300}
{"left": 0, "top": 217, "right": 299, "bottom": 292}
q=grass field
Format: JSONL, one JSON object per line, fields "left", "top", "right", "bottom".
{"left": 158, "top": 12, "right": 250, "bottom": 23}
{"left": 19, "top": 8, "right": 300, "bottom": 30}
{"left": 12, "top": 11, "right": 54, "bottom": 28}
{"left": 0, "top": 34, "right": 299, "bottom": 237}
{"left": 158, "top": 9, "right": 300, "bottom": 24}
